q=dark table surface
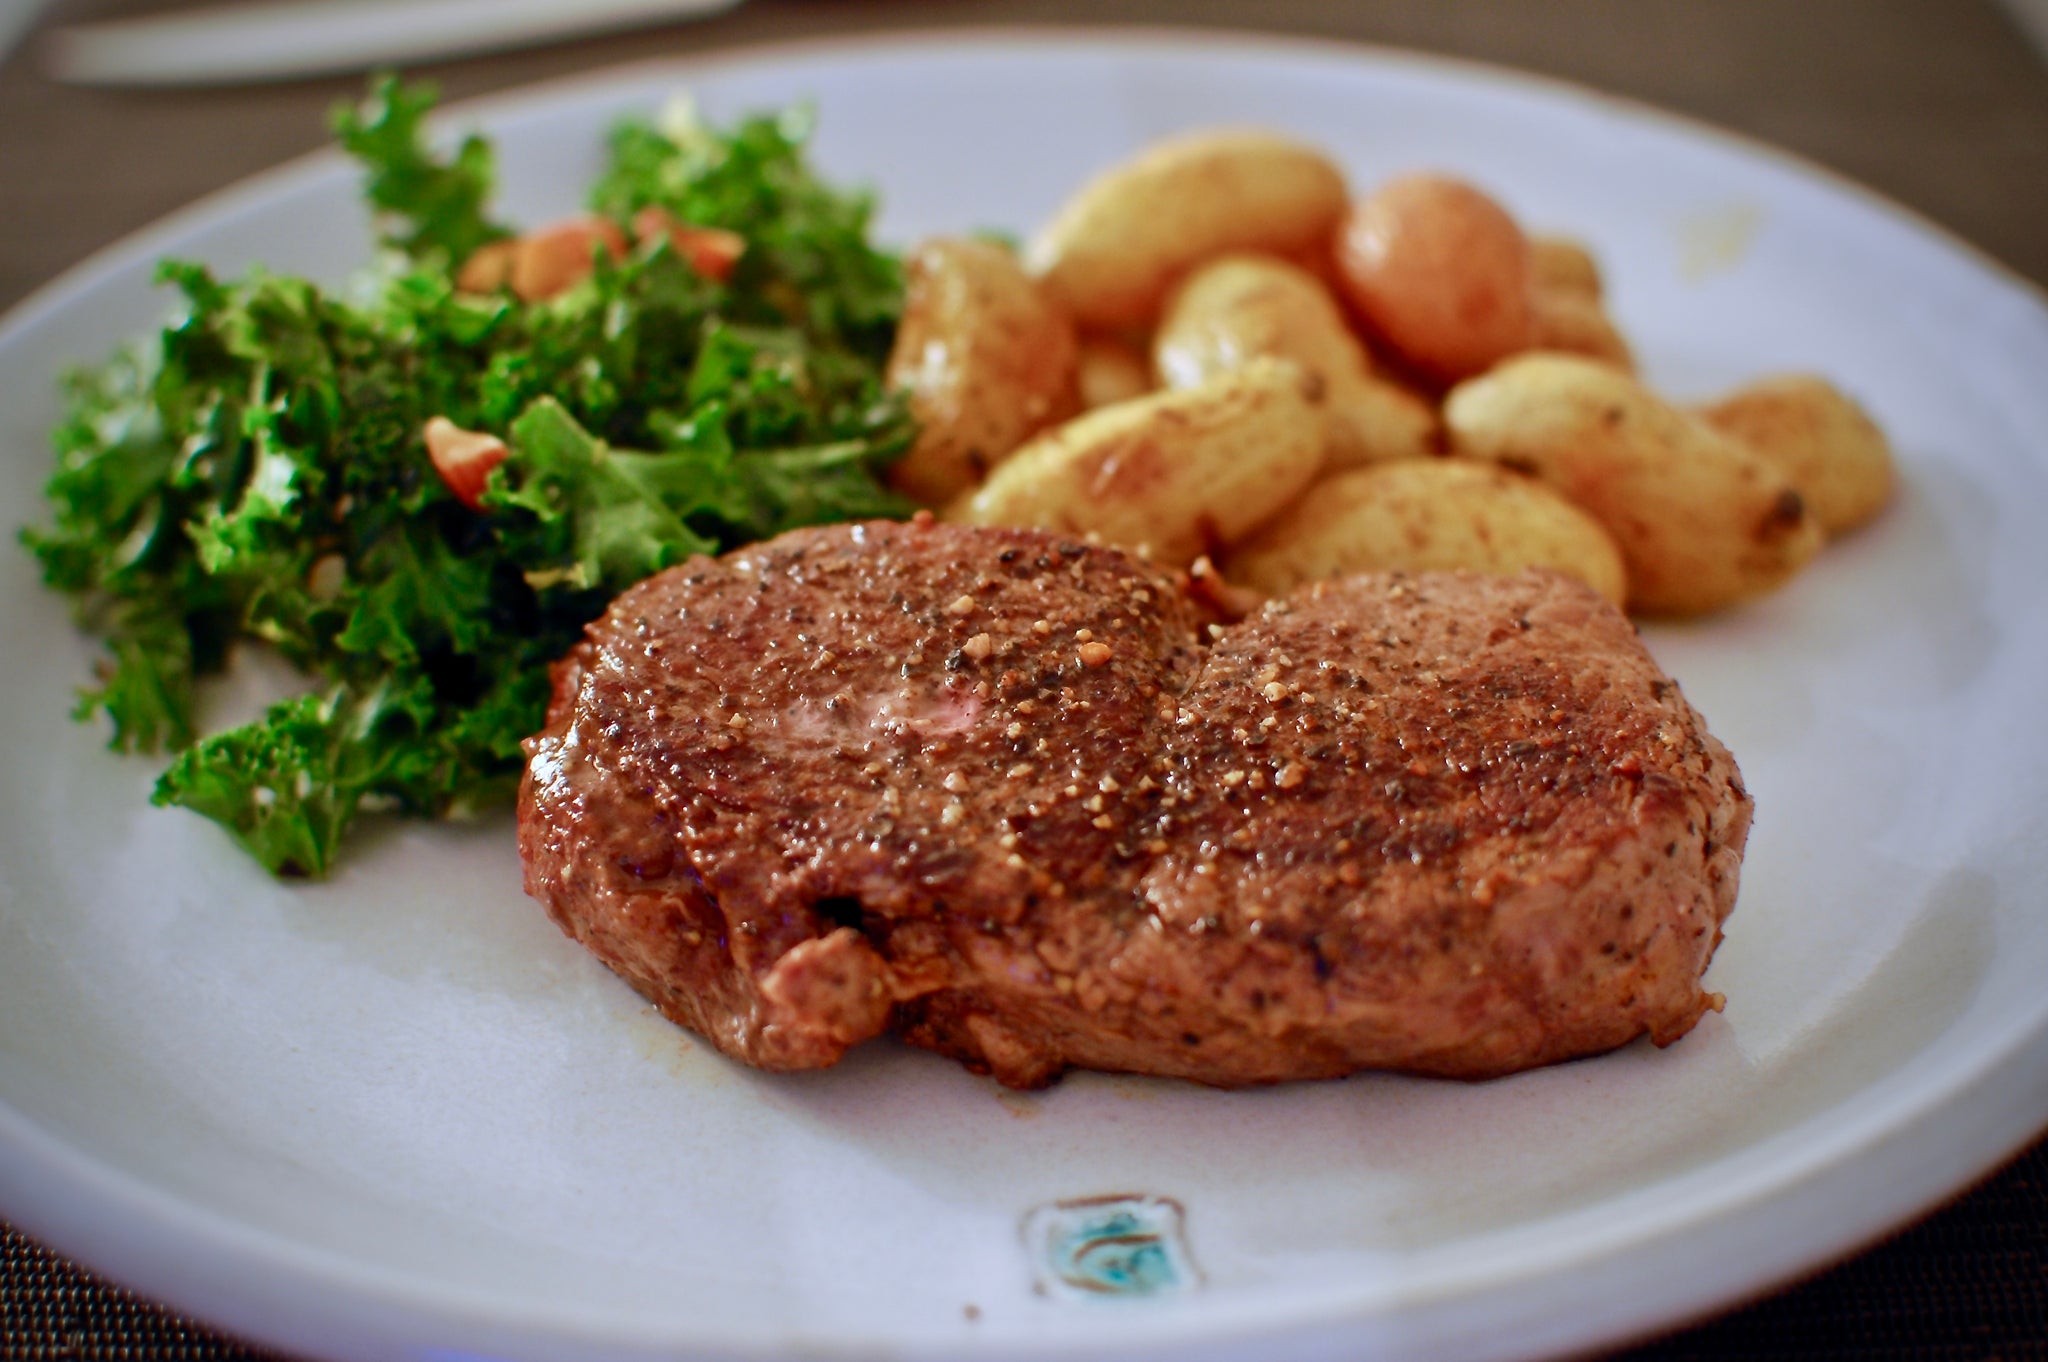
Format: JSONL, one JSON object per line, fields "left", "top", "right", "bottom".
{"left": 4, "top": 1, "right": 2048, "bottom": 1359}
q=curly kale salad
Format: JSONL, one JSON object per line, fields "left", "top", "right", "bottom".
{"left": 23, "top": 78, "right": 915, "bottom": 879}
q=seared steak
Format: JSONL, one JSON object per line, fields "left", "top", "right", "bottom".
{"left": 518, "top": 518, "right": 1749, "bottom": 1087}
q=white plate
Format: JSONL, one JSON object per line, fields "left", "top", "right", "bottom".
{"left": 6, "top": 30, "right": 2048, "bottom": 1362}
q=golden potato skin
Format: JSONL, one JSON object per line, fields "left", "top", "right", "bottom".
{"left": 1224, "top": 460, "right": 1627, "bottom": 606}
{"left": 884, "top": 238, "right": 1078, "bottom": 506}
{"left": 1444, "top": 354, "right": 1824, "bottom": 616}
{"left": 1074, "top": 335, "right": 1155, "bottom": 410}
{"left": 1528, "top": 286, "right": 1635, "bottom": 372}
{"left": 1696, "top": 374, "right": 1895, "bottom": 536}
{"left": 1027, "top": 130, "right": 1349, "bottom": 332}
{"left": 1334, "top": 174, "right": 1535, "bottom": 384}
{"left": 1525, "top": 234, "right": 1630, "bottom": 369}
{"left": 1155, "top": 254, "right": 1439, "bottom": 466}
{"left": 945, "top": 358, "right": 1326, "bottom": 567}
{"left": 1529, "top": 235, "right": 1604, "bottom": 300}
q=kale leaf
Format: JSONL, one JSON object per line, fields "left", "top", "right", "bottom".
{"left": 25, "top": 79, "right": 911, "bottom": 877}
{"left": 332, "top": 74, "right": 508, "bottom": 265}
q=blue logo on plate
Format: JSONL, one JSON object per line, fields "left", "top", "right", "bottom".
{"left": 1023, "top": 1194, "right": 1199, "bottom": 1299}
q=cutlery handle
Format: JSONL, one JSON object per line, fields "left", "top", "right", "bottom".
{"left": 47, "top": 0, "right": 747, "bottom": 86}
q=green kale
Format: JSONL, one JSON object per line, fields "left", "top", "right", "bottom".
{"left": 588, "top": 103, "right": 903, "bottom": 360}
{"left": 25, "top": 78, "right": 911, "bottom": 878}
{"left": 332, "top": 74, "right": 508, "bottom": 265}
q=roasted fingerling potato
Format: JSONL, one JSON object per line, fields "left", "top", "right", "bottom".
{"left": 1027, "top": 129, "right": 1350, "bottom": 332}
{"left": 1154, "top": 253, "right": 1439, "bottom": 466}
{"left": 1529, "top": 235, "right": 1605, "bottom": 300}
{"left": 1073, "top": 335, "right": 1156, "bottom": 410}
{"left": 1696, "top": 373, "right": 1896, "bottom": 536}
{"left": 970, "top": 137, "right": 1882, "bottom": 621}
{"left": 1528, "top": 285, "right": 1636, "bottom": 372}
{"left": 884, "top": 238, "right": 1079, "bottom": 506}
{"left": 1524, "top": 235, "right": 1632, "bottom": 370}
{"left": 1333, "top": 173, "right": 1535, "bottom": 385}
{"left": 1444, "top": 353, "right": 1824, "bottom": 616}
{"left": 945, "top": 357, "right": 1326, "bottom": 567}
{"left": 1224, "top": 459, "right": 1628, "bottom": 606}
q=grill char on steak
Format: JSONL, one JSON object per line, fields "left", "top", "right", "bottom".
{"left": 519, "top": 518, "right": 1750, "bottom": 1088}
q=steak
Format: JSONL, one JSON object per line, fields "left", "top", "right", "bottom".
{"left": 518, "top": 517, "right": 1750, "bottom": 1087}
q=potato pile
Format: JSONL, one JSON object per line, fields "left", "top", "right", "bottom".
{"left": 888, "top": 129, "right": 1895, "bottom": 616}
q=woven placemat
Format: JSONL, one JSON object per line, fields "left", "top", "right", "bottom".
{"left": 1634, "top": 1136, "right": 2048, "bottom": 1361}
{"left": 1, "top": 1226, "right": 273, "bottom": 1361}
{"left": 7, "top": 1137, "right": 2047, "bottom": 1361}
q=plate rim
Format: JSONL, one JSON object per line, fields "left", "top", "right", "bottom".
{"left": 7, "top": 23, "right": 2046, "bottom": 355}
{"left": 5, "top": 25, "right": 2048, "bottom": 1362}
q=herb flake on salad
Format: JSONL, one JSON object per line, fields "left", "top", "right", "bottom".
{"left": 23, "top": 76, "right": 914, "bottom": 878}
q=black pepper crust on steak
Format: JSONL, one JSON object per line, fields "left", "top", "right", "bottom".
{"left": 518, "top": 518, "right": 1750, "bottom": 1088}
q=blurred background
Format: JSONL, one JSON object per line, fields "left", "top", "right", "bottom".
{"left": 3, "top": 0, "right": 2048, "bottom": 309}
{"left": 2, "top": 2, "right": 2046, "bottom": 1360}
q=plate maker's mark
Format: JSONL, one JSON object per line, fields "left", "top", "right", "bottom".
{"left": 1022, "top": 1193, "right": 1199, "bottom": 1300}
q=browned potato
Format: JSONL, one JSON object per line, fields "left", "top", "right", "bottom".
{"left": 1444, "top": 354, "right": 1824, "bottom": 616}
{"left": 1529, "top": 235, "right": 1604, "bottom": 300}
{"left": 945, "top": 358, "right": 1326, "bottom": 567}
{"left": 1528, "top": 286, "right": 1635, "bottom": 372}
{"left": 1027, "top": 130, "right": 1349, "bottom": 332}
{"left": 1225, "top": 460, "right": 1627, "bottom": 605}
{"left": 1696, "top": 374, "right": 1895, "bottom": 536}
{"left": 884, "top": 238, "right": 1078, "bottom": 506}
{"left": 1074, "top": 335, "right": 1155, "bottom": 410}
{"left": 1154, "top": 254, "right": 1438, "bottom": 466}
{"left": 1524, "top": 232, "right": 1630, "bottom": 369}
{"left": 1333, "top": 174, "right": 1534, "bottom": 384}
